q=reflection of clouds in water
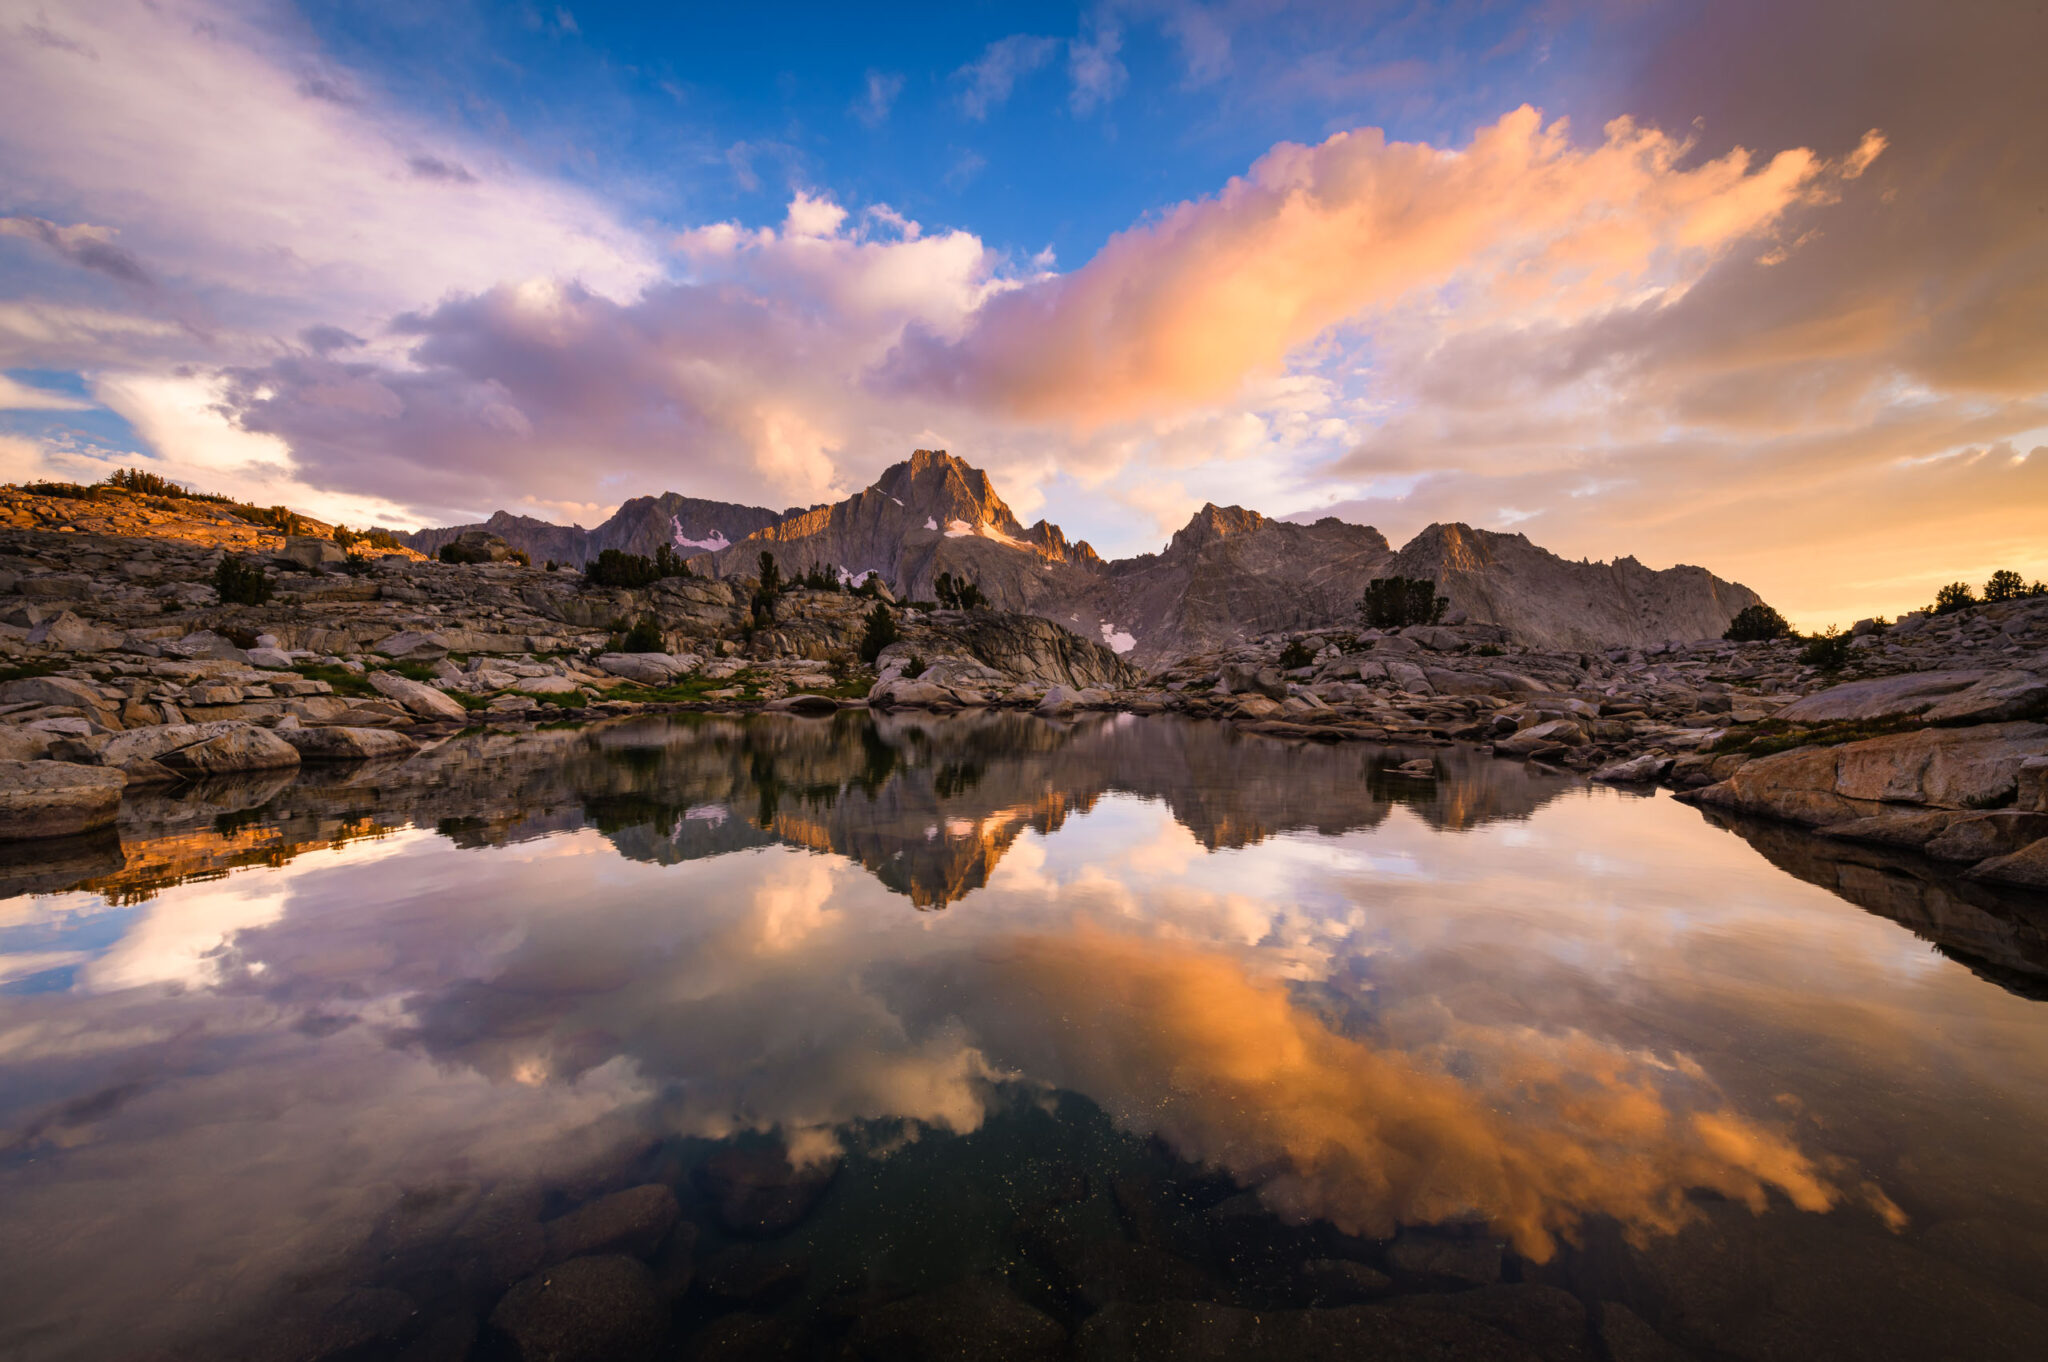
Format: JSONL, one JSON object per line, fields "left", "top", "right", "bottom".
{"left": 956, "top": 931, "right": 1897, "bottom": 1258}
{"left": 2, "top": 755, "right": 2031, "bottom": 1359}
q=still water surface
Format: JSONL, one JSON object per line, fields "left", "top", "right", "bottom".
{"left": 3, "top": 713, "right": 2047, "bottom": 1360}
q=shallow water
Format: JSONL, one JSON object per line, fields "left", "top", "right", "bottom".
{"left": 3, "top": 712, "right": 2047, "bottom": 1361}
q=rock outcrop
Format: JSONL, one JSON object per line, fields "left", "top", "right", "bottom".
{"left": 0, "top": 759, "right": 125, "bottom": 838}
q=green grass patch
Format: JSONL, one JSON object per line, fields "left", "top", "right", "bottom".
{"left": 289, "top": 662, "right": 378, "bottom": 697}
{"left": 1709, "top": 715, "right": 1922, "bottom": 758}
{"left": 379, "top": 659, "right": 442, "bottom": 682}
{"left": 533, "top": 691, "right": 587, "bottom": 710}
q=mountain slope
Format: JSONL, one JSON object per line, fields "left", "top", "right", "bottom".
{"left": 1388, "top": 523, "right": 1765, "bottom": 652}
{"left": 697, "top": 449, "right": 1105, "bottom": 608}
{"left": 400, "top": 493, "right": 786, "bottom": 565}
{"left": 409, "top": 450, "right": 1769, "bottom": 665}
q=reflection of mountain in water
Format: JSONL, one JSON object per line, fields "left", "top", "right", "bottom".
{"left": 1700, "top": 809, "right": 2048, "bottom": 998}
{"left": 11, "top": 714, "right": 1585, "bottom": 911}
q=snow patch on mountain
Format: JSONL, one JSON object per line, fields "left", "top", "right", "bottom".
{"left": 672, "top": 517, "right": 730, "bottom": 553}
{"left": 1100, "top": 623, "right": 1137, "bottom": 654}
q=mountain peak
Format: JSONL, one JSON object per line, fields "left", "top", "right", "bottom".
{"left": 874, "top": 449, "right": 1025, "bottom": 536}
{"left": 1167, "top": 503, "right": 1271, "bottom": 555}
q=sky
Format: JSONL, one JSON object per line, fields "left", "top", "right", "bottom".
{"left": 0, "top": 0, "right": 2043, "bottom": 628}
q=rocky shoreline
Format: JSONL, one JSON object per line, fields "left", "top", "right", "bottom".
{"left": 3, "top": 508, "right": 2044, "bottom": 893}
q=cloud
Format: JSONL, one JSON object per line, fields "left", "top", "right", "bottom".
{"left": 406, "top": 153, "right": 478, "bottom": 184}
{"left": 0, "top": 372, "right": 92, "bottom": 411}
{"left": 220, "top": 196, "right": 1011, "bottom": 520}
{"left": 883, "top": 106, "right": 1847, "bottom": 425}
{"left": 0, "top": 216, "right": 151, "bottom": 285}
{"left": 960, "top": 931, "right": 1882, "bottom": 1258}
{"left": 1067, "top": 18, "right": 1127, "bottom": 115}
{"left": 851, "top": 68, "right": 904, "bottom": 127}
{"left": 953, "top": 34, "right": 1058, "bottom": 120}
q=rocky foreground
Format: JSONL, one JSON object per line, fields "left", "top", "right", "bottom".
{"left": 2, "top": 508, "right": 2044, "bottom": 894}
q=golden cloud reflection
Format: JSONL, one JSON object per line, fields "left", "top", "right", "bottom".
{"left": 964, "top": 930, "right": 1902, "bottom": 1258}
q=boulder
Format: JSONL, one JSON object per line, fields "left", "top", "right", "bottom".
{"left": 154, "top": 723, "right": 301, "bottom": 777}
{"left": 1774, "top": 670, "right": 1987, "bottom": 723}
{"left": 0, "top": 759, "right": 126, "bottom": 840}
{"left": 0, "top": 728, "right": 56, "bottom": 762}
{"left": 1495, "top": 719, "right": 1586, "bottom": 755}
{"left": 275, "top": 535, "right": 347, "bottom": 571}
{"left": 26, "top": 610, "right": 122, "bottom": 652}
{"left": 850, "top": 1278, "right": 1066, "bottom": 1361}
{"left": 693, "top": 1145, "right": 839, "bottom": 1238}
{"left": 368, "top": 670, "right": 471, "bottom": 720}
{"left": 276, "top": 726, "right": 420, "bottom": 762}
{"left": 487, "top": 1255, "right": 664, "bottom": 1362}
{"left": 765, "top": 693, "right": 838, "bottom": 714}
{"left": 870, "top": 677, "right": 955, "bottom": 708}
{"left": 596, "top": 652, "right": 696, "bottom": 684}
{"left": 1922, "top": 670, "right": 2048, "bottom": 724}
{"left": 374, "top": 630, "right": 451, "bottom": 661}
{"left": 0, "top": 675, "right": 116, "bottom": 722}
{"left": 1593, "top": 752, "right": 1673, "bottom": 784}
{"left": 441, "top": 529, "right": 514, "bottom": 563}
{"left": 1036, "top": 685, "right": 1076, "bottom": 716}
{"left": 1693, "top": 722, "right": 2048, "bottom": 827}
{"left": 514, "top": 675, "right": 583, "bottom": 696}
{"left": 543, "top": 1185, "right": 679, "bottom": 1265}
{"left": 161, "top": 629, "right": 249, "bottom": 662}
{"left": 245, "top": 646, "right": 296, "bottom": 669}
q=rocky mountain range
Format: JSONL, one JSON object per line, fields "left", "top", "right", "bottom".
{"left": 398, "top": 493, "right": 790, "bottom": 566}
{"left": 407, "top": 449, "right": 1765, "bottom": 663}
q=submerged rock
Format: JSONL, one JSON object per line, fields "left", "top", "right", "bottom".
{"left": 694, "top": 1145, "right": 840, "bottom": 1237}
{"left": 488, "top": 1255, "right": 665, "bottom": 1362}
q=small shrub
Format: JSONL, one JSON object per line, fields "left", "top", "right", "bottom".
{"left": 439, "top": 539, "right": 495, "bottom": 565}
{"left": 1277, "top": 639, "right": 1316, "bottom": 670}
{"left": 1931, "top": 581, "right": 1976, "bottom": 615}
{"left": 361, "top": 526, "right": 402, "bottom": 551}
{"left": 103, "top": 467, "right": 188, "bottom": 497}
{"left": 1799, "top": 626, "right": 1854, "bottom": 670}
{"left": 1723, "top": 603, "right": 1793, "bottom": 642}
{"left": 620, "top": 617, "right": 665, "bottom": 653}
{"left": 902, "top": 654, "right": 928, "bottom": 679}
{"left": 858, "top": 603, "right": 898, "bottom": 664}
{"left": 1984, "top": 569, "right": 2027, "bottom": 603}
{"left": 1359, "top": 576, "right": 1448, "bottom": 629}
{"left": 343, "top": 552, "right": 372, "bottom": 577}
{"left": 507, "top": 548, "right": 530, "bottom": 567}
{"left": 933, "top": 571, "right": 987, "bottom": 610}
{"left": 654, "top": 543, "right": 691, "bottom": 579}
{"left": 586, "top": 549, "right": 662, "bottom": 588}
{"left": 544, "top": 559, "right": 558, "bottom": 572}
{"left": 1475, "top": 643, "right": 1505, "bottom": 657}
{"left": 211, "top": 555, "right": 273, "bottom": 606}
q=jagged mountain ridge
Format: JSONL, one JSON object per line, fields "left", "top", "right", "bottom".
{"left": 397, "top": 493, "right": 789, "bottom": 565}
{"left": 407, "top": 450, "right": 1766, "bottom": 664}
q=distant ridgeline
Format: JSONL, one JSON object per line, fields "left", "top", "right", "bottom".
{"left": 399, "top": 450, "right": 1767, "bottom": 666}
{"left": 395, "top": 494, "right": 795, "bottom": 571}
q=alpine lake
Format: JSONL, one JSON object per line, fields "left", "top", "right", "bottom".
{"left": 4, "top": 711, "right": 2047, "bottom": 1362}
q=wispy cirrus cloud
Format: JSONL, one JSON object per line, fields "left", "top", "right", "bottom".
{"left": 952, "top": 34, "right": 1058, "bottom": 120}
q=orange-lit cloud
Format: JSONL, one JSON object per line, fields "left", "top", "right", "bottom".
{"left": 969, "top": 931, "right": 1897, "bottom": 1258}
{"left": 884, "top": 107, "right": 1862, "bottom": 425}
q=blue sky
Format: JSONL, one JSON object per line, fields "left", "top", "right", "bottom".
{"left": 1, "top": 0, "right": 2043, "bottom": 625}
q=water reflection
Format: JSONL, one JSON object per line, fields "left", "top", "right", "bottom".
{"left": 2, "top": 714, "right": 2046, "bottom": 1361}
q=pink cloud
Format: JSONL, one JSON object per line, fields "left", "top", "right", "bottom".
{"left": 882, "top": 107, "right": 1856, "bottom": 426}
